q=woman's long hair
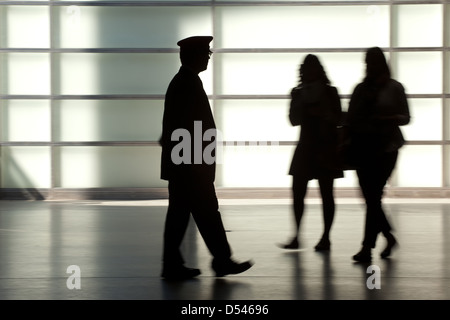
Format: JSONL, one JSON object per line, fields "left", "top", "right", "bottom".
{"left": 364, "top": 47, "right": 391, "bottom": 84}
{"left": 299, "top": 54, "right": 331, "bottom": 87}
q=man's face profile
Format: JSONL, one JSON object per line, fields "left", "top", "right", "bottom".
{"left": 178, "top": 36, "right": 213, "bottom": 73}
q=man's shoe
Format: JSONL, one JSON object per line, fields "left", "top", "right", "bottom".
{"left": 212, "top": 259, "right": 254, "bottom": 277}
{"left": 352, "top": 246, "right": 372, "bottom": 262}
{"left": 161, "top": 265, "right": 201, "bottom": 281}
{"left": 380, "top": 235, "right": 398, "bottom": 259}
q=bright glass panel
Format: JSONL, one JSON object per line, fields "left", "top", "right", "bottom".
{"left": 214, "top": 99, "right": 298, "bottom": 142}
{"left": 0, "top": 53, "right": 50, "bottom": 95}
{"left": 302, "top": 164, "right": 359, "bottom": 188}
{"left": 401, "top": 99, "right": 442, "bottom": 141}
{"left": 1, "top": 6, "right": 50, "bottom": 48}
{"left": 320, "top": 53, "right": 367, "bottom": 96}
{"left": 56, "top": 146, "right": 164, "bottom": 188}
{"left": 447, "top": 5, "right": 450, "bottom": 47}
{"left": 341, "top": 98, "right": 350, "bottom": 113}
{"left": 445, "top": 99, "right": 450, "bottom": 140}
{"left": 217, "top": 145, "right": 293, "bottom": 187}
{"left": 56, "top": 6, "right": 212, "bottom": 48}
{"left": 215, "top": 6, "right": 389, "bottom": 48}
{"left": 56, "top": 53, "right": 186, "bottom": 95}
{"left": 1, "top": 147, "right": 51, "bottom": 188}
{"left": 215, "top": 53, "right": 298, "bottom": 95}
{"left": 215, "top": 53, "right": 364, "bottom": 94}
{"left": 215, "top": 52, "right": 363, "bottom": 96}
{"left": 396, "top": 145, "right": 442, "bottom": 187}
{"left": 394, "top": 52, "right": 442, "bottom": 95}
{"left": 446, "top": 52, "right": 450, "bottom": 94}
{"left": 446, "top": 145, "right": 450, "bottom": 187}
{"left": 334, "top": 170, "right": 358, "bottom": 188}
{"left": 394, "top": 4, "right": 443, "bottom": 47}
{"left": 0, "top": 100, "right": 51, "bottom": 141}
{"left": 54, "top": 100, "right": 163, "bottom": 142}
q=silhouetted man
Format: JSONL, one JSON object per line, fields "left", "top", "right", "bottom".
{"left": 160, "top": 36, "right": 253, "bottom": 280}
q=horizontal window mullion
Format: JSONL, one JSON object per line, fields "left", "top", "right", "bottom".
{"left": 0, "top": 95, "right": 166, "bottom": 100}
{"left": 0, "top": 1, "right": 416, "bottom": 7}
{"left": 0, "top": 1, "right": 212, "bottom": 6}
{"left": 0, "top": 141, "right": 161, "bottom": 146}
{"left": 0, "top": 140, "right": 446, "bottom": 147}
{"left": 1, "top": 48, "right": 448, "bottom": 53}
{"left": 1, "top": 94, "right": 448, "bottom": 100}
{"left": 0, "top": 48, "right": 179, "bottom": 53}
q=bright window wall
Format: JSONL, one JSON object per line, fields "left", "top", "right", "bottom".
{"left": 0, "top": 1, "right": 449, "bottom": 196}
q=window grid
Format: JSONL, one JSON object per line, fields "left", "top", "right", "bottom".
{"left": 0, "top": 0, "right": 449, "bottom": 193}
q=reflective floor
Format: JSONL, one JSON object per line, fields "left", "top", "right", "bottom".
{"left": 0, "top": 198, "right": 449, "bottom": 301}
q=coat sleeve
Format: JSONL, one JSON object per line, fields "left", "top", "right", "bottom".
{"left": 329, "top": 86, "right": 342, "bottom": 126}
{"left": 289, "top": 88, "right": 304, "bottom": 126}
{"left": 393, "top": 82, "right": 410, "bottom": 126}
{"left": 347, "top": 83, "right": 375, "bottom": 133}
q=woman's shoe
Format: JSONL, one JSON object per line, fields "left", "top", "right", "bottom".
{"left": 352, "top": 247, "right": 372, "bottom": 262}
{"left": 314, "top": 238, "right": 331, "bottom": 251}
{"left": 278, "top": 237, "right": 299, "bottom": 249}
{"left": 380, "top": 235, "right": 398, "bottom": 259}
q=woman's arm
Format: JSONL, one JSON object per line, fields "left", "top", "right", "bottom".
{"left": 372, "top": 82, "right": 411, "bottom": 126}
{"left": 289, "top": 87, "right": 304, "bottom": 126}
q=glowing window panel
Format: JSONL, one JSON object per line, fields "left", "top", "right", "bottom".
{"left": 394, "top": 52, "right": 442, "bottom": 95}
{"left": 215, "top": 6, "right": 389, "bottom": 49}
{"left": 56, "top": 53, "right": 185, "bottom": 95}
{"left": 0, "top": 53, "right": 50, "bottom": 95}
{"left": 394, "top": 4, "right": 443, "bottom": 47}
{"left": 396, "top": 145, "right": 442, "bottom": 187}
{"left": 1, "top": 147, "right": 51, "bottom": 188}
{"left": 0, "top": 100, "right": 51, "bottom": 142}
{"left": 446, "top": 52, "right": 450, "bottom": 94}
{"left": 218, "top": 145, "right": 293, "bottom": 188}
{"left": 56, "top": 6, "right": 212, "bottom": 48}
{"left": 54, "top": 100, "right": 163, "bottom": 142}
{"left": 216, "top": 52, "right": 364, "bottom": 96}
{"left": 1, "top": 6, "right": 50, "bottom": 48}
{"left": 446, "top": 99, "right": 450, "bottom": 141}
{"left": 56, "top": 146, "right": 164, "bottom": 188}
{"left": 401, "top": 99, "right": 442, "bottom": 141}
{"left": 214, "top": 99, "right": 298, "bottom": 142}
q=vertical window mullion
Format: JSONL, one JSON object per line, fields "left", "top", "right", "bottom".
{"left": 389, "top": 1, "right": 399, "bottom": 188}
{"left": 444, "top": 1, "right": 449, "bottom": 187}
{"left": 50, "top": 3, "right": 57, "bottom": 192}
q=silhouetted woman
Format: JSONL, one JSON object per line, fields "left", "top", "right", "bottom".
{"left": 281, "top": 54, "right": 343, "bottom": 251}
{"left": 348, "top": 47, "right": 410, "bottom": 262}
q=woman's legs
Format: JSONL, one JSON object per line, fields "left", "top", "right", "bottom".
{"left": 318, "top": 177, "right": 336, "bottom": 242}
{"left": 293, "top": 176, "right": 309, "bottom": 235}
{"left": 353, "top": 151, "right": 398, "bottom": 261}
{"left": 281, "top": 175, "right": 308, "bottom": 249}
{"left": 352, "top": 167, "right": 382, "bottom": 261}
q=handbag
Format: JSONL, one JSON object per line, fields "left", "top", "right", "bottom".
{"left": 336, "top": 125, "right": 358, "bottom": 170}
